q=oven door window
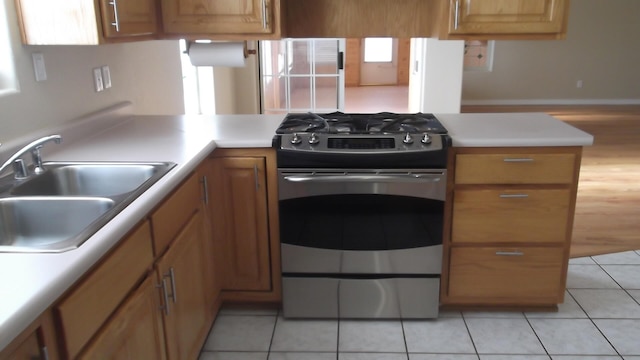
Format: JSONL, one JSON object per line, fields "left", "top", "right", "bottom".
{"left": 280, "top": 194, "right": 443, "bottom": 250}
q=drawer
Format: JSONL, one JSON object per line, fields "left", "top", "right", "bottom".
{"left": 151, "top": 172, "right": 200, "bottom": 256}
{"left": 452, "top": 188, "right": 571, "bottom": 243}
{"left": 448, "top": 247, "right": 565, "bottom": 303}
{"left": 455, "top": 153, "right": 576, "bottom": 184}
{"left": 56, "top": 221, "right": 154, "bottom": 359}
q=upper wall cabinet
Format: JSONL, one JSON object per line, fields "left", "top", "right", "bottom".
{"left": 15, "top": 0, "right": 157, "bottom": 45}
{"left": 160, "top": 0, "right": 283, "bottom": 40}
{"left": 441, "top": 0, "right": 570, "bottom": 40}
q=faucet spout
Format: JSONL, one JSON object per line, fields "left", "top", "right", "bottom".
{"left": 0, "top": 134, "right": 62, "bottom": 179}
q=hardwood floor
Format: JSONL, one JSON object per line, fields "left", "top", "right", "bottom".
{"left": 463, "top": 105, "right": 640, "bottom": 258}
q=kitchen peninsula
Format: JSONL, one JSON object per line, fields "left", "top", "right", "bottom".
{"left": 0, "top": 103, "right": 593, "bottom": 358}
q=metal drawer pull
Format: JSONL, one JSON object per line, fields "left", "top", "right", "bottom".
{"left": 499, "top": 194, "right": 529, "bottom": 199}
{"left": 454, "top": 0, "right": 460, "bottom": 29}
{"left": 262, "top": 0, "right": 268, "bottom": 29}
{"left": 496, "top": 251, "right": 524, "bottom": 256}
{"left": 165, "top": 267, "right": 178, "bottom": 303}
{"left": 157, "top": 279, "right": 170, "bottom": 315}
{"left": 503, "top": 158, "right": 534, "bottom": 163}
{"left": 109, "top": 0, "right": 120, "bottom": 32}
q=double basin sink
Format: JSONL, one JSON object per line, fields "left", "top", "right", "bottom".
{"left": 0, "top": 161, "right": 175, "bottom": 253}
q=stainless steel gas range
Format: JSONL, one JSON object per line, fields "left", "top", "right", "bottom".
{"left": 273, "top": 112, "right": 449, "bottom": 319}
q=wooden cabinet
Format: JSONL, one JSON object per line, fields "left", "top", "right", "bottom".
{"left": 209, "top": 148, "right": 281, "bottom": 302}
{"left": 155, "top": 210, "right": 209, "bottom": 360}
{"left": 15, "top": 0, "right": 157, "bottom": 45}
{"left": 441, "top": 0, "right": 570, "bottom": 39}
{"left": 78, "top": 276, "right": 166, "bottom": 360}
{"left": 160, "top": 0, "right": 283, "bottom": 39}
{"left": 442, "top": 147, "right": 582, "bottom": 308}
{"left": 55, "top": 221, "right": 154, "bottom": 359}
{"left": 0, "top": 311, "right": 58, "bottom": 360}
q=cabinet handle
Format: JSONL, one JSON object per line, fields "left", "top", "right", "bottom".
{"left": 496, "top": 251, "right": 524, "bottom": 256}
{"left": 499, "top": 194, "right": 529, "bottom": 199}
{"left": 254, "top": 164, "right": 260, "bottom": 191}
{"left": 109, "top": 0, "right": 120, "bottom": 32}
{"left": 41, "top": 346, "right": 49, "bottom": 360}
{"left": 454, "top": 0, "right": 460, "bottom": 30}
{"left": 503, "top": 158, "right": 534, "bottom": 163}
{"left": 165, "top": 267, "right": 178, "bottom": 304}
{"left": 261, "top": 0, "right": 268, "bottom": 29}
{"left": 201, "top": 175, "right": 209, "bottom": 205}
{"left": 157, "top": 279, "right": 170, "bottom": 315}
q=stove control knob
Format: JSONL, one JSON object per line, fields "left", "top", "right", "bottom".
{"left": 291, "top": 133, "right": 302, "bottom": 145}
{"left": 403, "top": 133, "right": 414, "bottom": 145}
{"left": 421, "top": 133, "right": 432, "bottom": 144}
{"left": 309, "top": 133, "right": 319, "bottom": 145}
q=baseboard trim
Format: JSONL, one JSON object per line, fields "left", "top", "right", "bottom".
{"left": 461, "top": 99, "right": 640, "bottom": 106}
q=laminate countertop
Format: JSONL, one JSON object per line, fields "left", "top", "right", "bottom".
{"left": 0, "top": 103, "right": 593, "bottom": 351}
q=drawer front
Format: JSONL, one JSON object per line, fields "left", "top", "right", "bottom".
{"left": 455, "top": 153, "right": 576, "bottom": 184}
{"left": 452, "top": 188, "right": 571, "bottom": 243}
{"left": 56, "top": 221, "right": 154, "bottom": 359}
{"left": 448, "top": 247, "right": 565, "bottom": 303}
{"left": 151, "top": 172, "right": 200, "bottom": 256}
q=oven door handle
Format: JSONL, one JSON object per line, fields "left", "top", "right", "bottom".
{"left": 283, "top": 174, "right": 443, "bottom": 183}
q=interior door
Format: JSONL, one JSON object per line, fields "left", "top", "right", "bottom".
{"left": 360, "top": 38, "right": 398, "bottom": 85}
{"left": 260, "top": 38, "right": 346, "bottom": 113}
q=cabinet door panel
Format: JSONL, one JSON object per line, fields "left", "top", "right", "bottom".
{"left": 161, "top": 0, "right": 271, "bottom": 34}
{"left": 448, "top": 247, "right": 565, "bottom": 303}
{"left": 157, "top": 210, "right": 208, "bottom": 360}
{"left": 449, "top": 0, "right": 568, "bottom": 34}
{"left": 211, "top": 157, "right": 271, "bottom": 291}
{"left": 452, "top": 188, "right": 571, "bottom": 243}
{"left": 99, "top": 0, "right": 158, "bottom": 38}
{"left": 79, "top": 276, "right": 166, "bottom": 360}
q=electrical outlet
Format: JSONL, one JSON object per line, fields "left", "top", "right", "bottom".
{"left": 101, "top": 65, "right": 112, "bottom": 89}
{"left": 32, "top": 53, "right": 47, "bottom": 82}
{"left": 93, "top": 67, "right": 104, "bottom": 92}
{"left": 576, "top": 80, "right": 583, "bottom": 88}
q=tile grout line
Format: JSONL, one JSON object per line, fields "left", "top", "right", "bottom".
{"left": 460, "top": 311, "right": 480, "bottom": 359}
{"left": 399, "top": 319, "right": 410, "bottom": 360}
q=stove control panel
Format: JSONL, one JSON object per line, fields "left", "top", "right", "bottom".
{"left": 279, "top": 133, "right": 444, "bottom": 153}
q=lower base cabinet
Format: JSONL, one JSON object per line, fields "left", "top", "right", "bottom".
{"left": 156, "top": 209, "right": 209, "bottom": 360}
{"left": 79, "top": 276, "right": 167, "bottom": 360}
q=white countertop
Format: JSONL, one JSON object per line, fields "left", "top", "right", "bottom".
{"left": 0, "top": 105, "right": 593, "bottom": 351}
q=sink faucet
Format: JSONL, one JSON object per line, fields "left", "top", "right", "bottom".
{"left": 0, "top": 134, "right": 62, "bottom": 179}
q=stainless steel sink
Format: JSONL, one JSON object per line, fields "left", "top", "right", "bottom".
{"left": 11, "top": 162, "right": 174, "bottom": 197}
{"left": 0, "top": 161, "right": 176, "bottom": 253}
{"left": 0, "top": 197, "right": 115, "bottom": 252}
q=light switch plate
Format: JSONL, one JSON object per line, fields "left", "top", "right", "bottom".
{"left": 101, "top": 65, "right": 112, "bottom": 89}
{"left": 32, "top": 53, "right": 47, "bottom": 82}
{"left": 93, "top": 67, "right": 104, "bottom": 92}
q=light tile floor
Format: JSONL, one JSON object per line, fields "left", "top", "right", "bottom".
{"left": 200, "top": 250, "right": 640, "bottom": 360}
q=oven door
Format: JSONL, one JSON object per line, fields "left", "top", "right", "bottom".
{"left": 278, "top": 169, "right": 446, "bottom": 275}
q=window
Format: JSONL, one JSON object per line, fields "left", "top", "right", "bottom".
{"left": 179, "top": 40, "right": 215, "bottom": 114}
{"left": 0, "top": 1, "right": 19, "bottom": 96}
{"left": 363, "top": 38, "right": 393, "bottom": 63}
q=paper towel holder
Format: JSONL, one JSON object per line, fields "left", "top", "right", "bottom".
{"left": 185, "top": 40, "right": 256, "bottom": 58}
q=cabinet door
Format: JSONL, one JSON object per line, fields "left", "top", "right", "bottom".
{"left": 448, "top": 247, "right": 565, "bottom": 304}
{"left": 98, "top": 0, "right": 158, "bottom": 38}
{"left": 79, "top": 276, "right": 166, "bottom": 360}
{"left": 448, "top": 0, "right": 568, "bottom": 35}
{"left": 210, "top": 157, "right": 271, "bottom": 291}
{"left": 156, "top": 210, "right": 208, "bottom": 360}
{"left": 161, "top": 0, "right": 272, "bottom": 35}
{"left": 0, "top": 330, "right": 42, "bottom": 360}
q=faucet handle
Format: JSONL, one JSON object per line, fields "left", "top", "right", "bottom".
{"left": 12, "top": 159, "right": 28, "bottom": 179}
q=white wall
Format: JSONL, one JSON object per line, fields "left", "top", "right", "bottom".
{"left": 462, "top": 0, "right": 640, "bottom": 105}
{"left": 0, "top": 0, "right": 184, "bottom": 143}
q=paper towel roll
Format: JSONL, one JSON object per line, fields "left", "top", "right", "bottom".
{"left": 188, "top": 42, "right": 247, "bottom": 67}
